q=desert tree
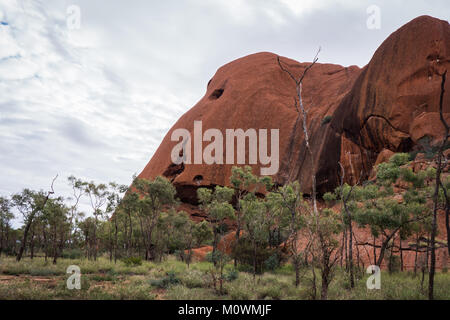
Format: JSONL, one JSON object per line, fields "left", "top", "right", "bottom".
{"left": 230, "top": 166, "right": 258, "bottom": 265}
{"left": 354, "top": 154, "right": 433, "bottom": 267}
{"left": 239, "top": 192, "right": 273, "bottom": 279}
{"left": 105, "top": 182, "right": 128, "bottom": 262}
{"left": 409, "top": 215, "right": 433, "bottom": 276}
{"left": 67, "top": 176, "right": 84, "bottom": 249}
{"left": 119, "top": 190, "right": 140, "bottom": 257}
{"left": 429, "top": 69, "right": 448, "bottom": 300}
{"left": 268, "top": 181, "right": 306, "bottom": 287}
{"left": 41, "top": 197, "right": 70, "bottom": 264}
{"left": 12, "top": 175, "right": 57, "bottom": 262}
{"left": 439, "top": 176, "right": 450, "bottom": 257}
{"left": 197, "top": 186, "right": 235, "bottom": 265}
{"left": 230, "top": 166, "right": 273, "bottom": 266}
{"left": 198, "top": 186, "right": 235, "bottom": 293}
{"left": 83, "top": 181, "right": 109, "bottom": 260}
{"left": 303, "top": 206, "right": 342, "bottom": 300}
{"left": 323, "top": 163, "right": 362, "bottom": 289}
{"left": 196, "top": 183, "right": 235, "bottom": 295}
{"left": 177, "top": 216, "right": 212, "bottom": 268}
{"left": 155, "top": 209, "right": 186, "bottom": 261}
{"left": 78, "top": 216, "right": 96, "bottom": 259}
{"left": 133, "top": 176, "right": 177, "bottom": 260}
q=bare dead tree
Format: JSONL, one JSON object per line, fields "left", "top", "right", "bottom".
{"left": 429, "top": 70, "right": 447, "bottom": 300}
{"left": 277, "top": 47, "right": 321, "bottom": 216}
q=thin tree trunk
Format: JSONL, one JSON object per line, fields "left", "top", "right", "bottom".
{"left": 429, "top": 70, "right": 447, "bottom": 300}
{"left": 311, "top": 261, "right": 317, "bottom": 300}
{"left": 212, "top": 228, "right": 218, "bottom": 267}
{"left": 414, "top": 236, "right": 419, "bottom": 276}
{"left": 373, "top": 236, "right": 377, "bottom": 265}
{"left": 30, "top": 229, "right": 35, "bottom": 260}
{"left": 400, "top": 238, "right": 404, "bottom": 272}
{"left": 253, "top": 240, "right": 257, "bottom": 280}
{"left": 0, "top": 225, "right": 4, "bottom": 258}
{"left": 114, "top": 220, "right": 118, "bottom": 263}
{"left": 321, "top": 273, "right": 329, "bottom": 300}
{"left": 127, "top": 211, "right": 133, "bottom": 257}
{"left": 17, "top": 218, "right": 33, "bottom": 262}
{"left": 294, "top": 256, "right": 301, "bottom": 287}
{"left": 345, "top": 212, "right": 354, "bottom": 288}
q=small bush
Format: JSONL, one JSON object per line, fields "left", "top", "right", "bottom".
{"left": 150, "top": 271, "right": 180, "bottom": 289}
{"left": 122, "top": 257, "right": 143, "bottom": 267}
{"left": 321, "top": 115, "right": 332, "bottom": 125}
{"left": 264, "top": 254, "right": 280, "bottom": 271}
{"left": 166, "top": 285, "right": 216, "bottom": 300}
{"left": 227, "top": 286, "right": 252, "bottom": 300}
{"left": 258, "top": 285, "right": 283, "bottom": 300}
{"left": 223, "top": 269, "right": 239, "bottom": 282}
{"left": 181, "top": 270, "right": 206, "bottom": 288}
{"left": 389, "top": 153, "right": 410, "bottom": 166}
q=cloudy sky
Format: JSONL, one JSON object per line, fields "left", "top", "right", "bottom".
{"left": 0, "top": 0, "right": 448, "bottom": 224}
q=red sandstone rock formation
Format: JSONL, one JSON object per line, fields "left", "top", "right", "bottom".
{"left": 334, "top": 15, "right": 450, "bottom": 185}
{"left": 137, "top": 16, "right": 449, "bottom": 266}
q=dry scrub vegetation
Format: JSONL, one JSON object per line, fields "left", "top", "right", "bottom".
{"left": 0, "top": 255, "right": 448, "bottom": 300}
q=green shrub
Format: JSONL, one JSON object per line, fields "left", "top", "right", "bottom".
{"left": 263, "top": 254, "right": 280, "bottom": 271}
{"left": 223, "top": 269, "right": 239, "bottom": 282}
{"left": 150, "top": 271, "right": 180, "bottom": 289}
{"left": 122, "top": 257, "right": 143, "bottom": 267}
{"left": 321, "top": 115, "right": 332, "bottom": 125}
{"left": 227, "top": 286, "right": 252, "bottom": 300}
{"left": 389, "top": 153, "right": 410, "bottom": 166}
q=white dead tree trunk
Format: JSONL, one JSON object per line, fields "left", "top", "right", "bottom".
{"left": 277, "top": 47, "right": 321, "bottom": 216}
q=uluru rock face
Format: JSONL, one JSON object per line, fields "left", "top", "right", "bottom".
{"left": 139, "top": 15, "right": 449, "bottom": 203}
{"left": 333, "top": 15, "right": 450, "bottom": 184}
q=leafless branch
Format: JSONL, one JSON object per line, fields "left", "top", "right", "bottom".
{"left": 48, "top": 174, "right": 58, "bottom": 196}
